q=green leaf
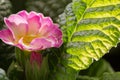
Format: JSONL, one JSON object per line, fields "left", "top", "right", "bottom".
{"left": 77, "top": 72, "right": 120, "bottom": 80}
{"left": 50, "top": 66, "right": 78, "bottom": 80}
{"left": 47, "top": 48, "right": 78, "bottom": 80}
{"left": 0, "top": 40, "right": 14, "bottom": 71}
{"left": 26, "top": 0, "right": 72, "bottom": 21}
{"left": 0, "top": 0, "right": 13, "bottom": 71}
{"left": 79, "top": 59, "right": 114, "bottom": 77}
{"left": 15, "top": 47, "right": 27, "bottom": 68}
{"left": 0, "top": 68, "right": 9, "bottom": 80}
{"left": 100, "top": 72, "right": 120, "bottom": 80}
{"left": 58, "top": 0, "right": 120, "bottom": 70}
{"left": 7, "top": 61, "right": 24, "bottom": 80}
{"left": 77, "top": 75, "right": 99, "bottom": 80}
{"left": 0, "top": 0, "right": 12, "bottom": 28}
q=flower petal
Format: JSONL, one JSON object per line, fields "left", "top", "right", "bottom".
{"left": 4, "top": 14, "right": 27, "bottom": 26}
{"left": 4, "top": 19, "right": 28, "bottom": 41}
{"left": 0, "top": 29, "right": 14, "bottom": 45}
{"left": 17, "top": 10, "right": 28, "bottom": 20}
{"left": 48, "top": 24, "right": 63, "bottom": 47}
{"left": 39, "top": 23, "right": 62, "bottom": 48}
{"left": 18, "top": 38, "right": 52, "bottom": 51}
{"left": 29, "top": 38, "right": 52, "bottom": 51}
{"left": 41, "top": 17, "right": 53, "bottom": 26}
{"left": 0, "top": 10, "right": 63, "bottom": 51}
{"left": 39, "top": 17, "right": 56, "bottom": 36}
{"left": 12, "top": 24, "right": 28, "bottom": 40}
{"left": 27, "top": 16, "right": 41, "bottom": 34}
{"left": 4, "top": 14, "right": 28, "bottom": 40}
{"left": 39, "top": 23, "right": 54, "bottom": 36}
{"left": 28, "top": 11, "right": 39, "bottom": 18}
{"left": 47, "top": 35, "right": 62, "bottom": 48}
{"left": 38, "top": 13, "right": 44, "bottom": 21}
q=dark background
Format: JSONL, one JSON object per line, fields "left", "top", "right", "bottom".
{"left": 104, "top": 43, "right": 120, "bottom": 71}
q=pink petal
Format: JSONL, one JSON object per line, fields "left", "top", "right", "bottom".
{"left": 28, "top": 11, "right": 39, "bottom": 19}
{"left": 41, "top": 17, "right": 53, "bottom": 26}
{"left": 4, "top": 14, "right": 27, "bottom": 26}
{"left": 12, "top": 24, "right": 28, "bottom": 40}
{"left": 47, "top": 35, "right": 62, "bottom": 48}
{"left": 17, "top": 10, "right": 28, "bottom": 20}
{"left": 1, "top": 10, "right": 63, "bottom": 51}
{"left": 29, "top": 38, "right": 52, "bottom": 51}
{"left": 55, "top": 37, "right": 63, "bottom": 47}
{"left": 49, "top": 24, "right": 63, "bottom": 47}
{"left": 4, "top": 19, "right": 28, "bottom": 40}
{"left": 18, "top": 38, "right": 52, "bottom": 51}
{"left": 15, "top": 44, "right": 24, "bottom": 50}
{"left": 0, "top": 29, "right": 14, "bottom": 45}
{"left": 49, "top": 24, "right": 62, "bottom": 37}
{"left": 4, "top": 14, "right": 28, "bottom": 40}
{"left": 39, "top": 18, "right": 58, "bottom": 36}
{"left": 39, "top": 23, "right": 54, "bottom": 36}
{"left": 38, "top": 13, "right": 44, "bottom": 22}
{"left": 39, "top": 23, "right": 62, "bottom": 48}
{"left": 27, "top": 16, "right": 41, "bottom": 34}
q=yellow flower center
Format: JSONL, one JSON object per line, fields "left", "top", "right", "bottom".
{"left": 23, "top": 34, "right": 39, "bottom": 45}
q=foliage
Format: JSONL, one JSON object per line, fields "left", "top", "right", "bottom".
{"left": 0, "top": 0, "right": 14, "bottom": 71}
{"left": 77, "top": 72, "right": 120, "bottom": 80}
{"left": 0, "top": 0, "right": 12, "bottom": 28}
{"left": 77, "top": 59, "right": 120, "bottom": 80}
{"left": 0, "top": 0, "right": 120, "bottom": 80}
{"left": 79, "top": 59, "right": 114, "bottom": 77}
{"left": 26, "top": 0, "right": 72, "bottom": 21}
{"left": 0, "top": 68, "right": 9, "bottom": 80}
{"left": 58, "top": 0, "right": 120, "bottom": 70}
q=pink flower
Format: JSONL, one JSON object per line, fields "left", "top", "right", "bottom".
{"left": 0, "top": 10, "right": 62, "bottom": 51}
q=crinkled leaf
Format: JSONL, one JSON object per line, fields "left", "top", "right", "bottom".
{"left": 26, "top": 0, "right": 72, "bottom": 21}
{"left": 0, "top": 0, "right": 12, "bottom": 28}
{"left": 0, "top": 40, "right": 14, "bottom": 71}
{"left": 100, "top": 72, "right": 120, "bottom": 80}
{"left": 58, "top": 0, "right": 120, "bottom": 70}
{"left": 0, "top": 0, "right": 13, "bottom": 71}
{"left": 0, "top": 68, "right": 9, "bottom": 80}
{"left": 77, "top": 75, "right": 99, "bottom": 80}
{"left": 51, "top": 66, "right": 78, "bottom": 80}
{"left": 77, "top": 72, "right": 120, "bottom": 80}
{"left": 47, "top": 48, "right": 78, "bottom": 80}
{"left": 7, "top": 61, "right": 24, "bottom": 80}
{"left": 79, "top": 59, "right": 114, "bottom": 77}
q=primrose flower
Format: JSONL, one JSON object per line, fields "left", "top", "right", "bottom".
{"left": 0, "top": 10, "right": 62, "bottom": 51}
